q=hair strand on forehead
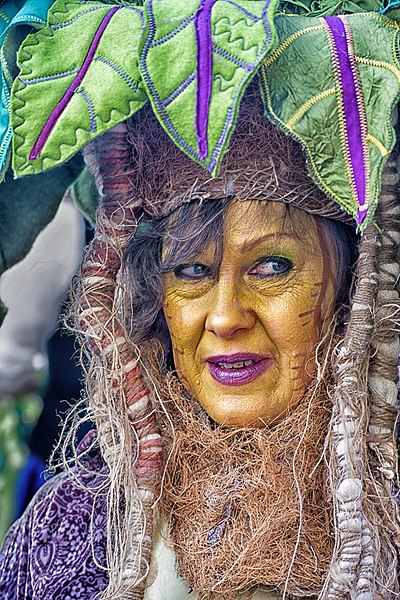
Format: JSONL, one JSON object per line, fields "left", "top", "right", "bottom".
{"left": 123, "top": 198, "right": 355, "bottom": 349}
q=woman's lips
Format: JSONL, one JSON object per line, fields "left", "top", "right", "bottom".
{"left": 205, "top": 353, "right": 271, "bottom": 386}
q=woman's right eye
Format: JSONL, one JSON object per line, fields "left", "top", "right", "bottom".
{"left": 173, "top": 263, "right": 211, "bottom": 280}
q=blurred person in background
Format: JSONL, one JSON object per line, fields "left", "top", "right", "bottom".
{"left": 0, "top": 192, "right": 86, "bottom": 539}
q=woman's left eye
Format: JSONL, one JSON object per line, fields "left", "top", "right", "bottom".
{"left": 248, "top": 256, "right": 293, "bottom": 278}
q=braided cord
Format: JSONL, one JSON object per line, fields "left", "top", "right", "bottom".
{"left": 77, "top": 124, "right": 162, "bottom": 599}
{"left": 323, "top": 158, "right": 400, "bottom": 599}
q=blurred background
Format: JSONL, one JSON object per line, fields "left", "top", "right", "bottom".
{"left": 0, "top": 194, "right": 90, "bottom": 543}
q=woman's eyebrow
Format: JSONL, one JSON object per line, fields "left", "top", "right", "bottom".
{"left": 241, "top": 232, "right": 296, "bottom": 253}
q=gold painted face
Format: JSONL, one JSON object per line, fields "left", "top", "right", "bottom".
{"left": 163, "top": 201, "right": 336, "bottom": 427}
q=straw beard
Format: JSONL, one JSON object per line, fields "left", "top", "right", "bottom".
{"left": 154, "top": 370, "right": 334, "bottom": 599}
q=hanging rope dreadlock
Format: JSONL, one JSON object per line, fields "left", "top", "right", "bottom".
{"left": 324, "top": 159, "right": 400, "bottom": 599}
{"left": 76, "top": 123, "right": 163, "bottom": 599}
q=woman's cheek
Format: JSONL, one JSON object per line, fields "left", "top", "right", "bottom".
{"left": 259, "top": 290, "right": 318, "bottom": 344}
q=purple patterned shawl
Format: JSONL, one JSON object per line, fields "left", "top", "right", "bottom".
{"left": 0, "top": 431, "right": 109, "bottom": 599}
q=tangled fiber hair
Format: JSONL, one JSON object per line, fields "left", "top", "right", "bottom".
{"left": 65, "top": 85, "right": 400, "bottom": 599}
{"left": 122, "top": 93, "right": 355, "bottom": 225}
{"left": 151, "top": 353, "right": 335, "bottom": 599}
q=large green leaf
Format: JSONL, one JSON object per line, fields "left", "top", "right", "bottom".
{"left": 260, "top": 12, "right": 400, "bottom": 230}
{"left": 139, "top": 0, "right": 278, "bottom": 175}
{"left": 11, "top": 0, "right": 147, "bottom": 175}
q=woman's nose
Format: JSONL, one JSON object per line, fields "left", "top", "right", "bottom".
{"left": 205, "top": 279, "right": 256, "bottom": 338}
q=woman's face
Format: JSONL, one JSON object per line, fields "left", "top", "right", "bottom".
{"left": 163, "top": 201, "right": 336, "bottom": 427}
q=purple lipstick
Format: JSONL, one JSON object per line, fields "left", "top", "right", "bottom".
{"left": 206, "top": 353, "right": 271, "bottom": 386}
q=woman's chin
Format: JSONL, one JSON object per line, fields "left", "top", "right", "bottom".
{"left": 188, "top": 373, "right": 305, "bottom": 428}
{"left": 201, "top": 397, "right": 293, "bottom": 428}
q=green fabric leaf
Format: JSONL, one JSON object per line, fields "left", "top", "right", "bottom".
{"left": 277, "top": 0, "right": 400, "bottom": 16}
{"left": 0, "top": 0, "right": 53, "bottom": 181}
{"left": 11, "top": 0, "right": 147, "bottom": 176}
{"left": 260, "top": 12, "right": 400, "bottom": 230}
{"left": 384, "top": 6, "right": 400, "bottom": 20}
{"left": 139, "top": 0, "right": 278, "bottom": 175}
{"left": 278, "top": 0, "right": 385, "bottom": 16}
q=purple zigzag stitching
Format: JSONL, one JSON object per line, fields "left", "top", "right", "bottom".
{"left": 194, "top": 0, "right": 218, "bottom": 159}
{"left": 29, "top": 6, "right": 121, "bottom": 160}
{"left": 325, "top": 16, "right": 368, "bottom": 225}
{"left": 140, "top": 0, "right": 203, "bottom": 162}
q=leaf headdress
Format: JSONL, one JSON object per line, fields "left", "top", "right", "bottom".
{"left": 1, "top": 0, "right": 400, "bottom": 271}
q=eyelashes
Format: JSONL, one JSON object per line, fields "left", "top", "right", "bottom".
{"left": 248, "top": 256, "right": 293, "bottom": 278}
{"left": 173, "top": 263, "right": 211, "bottom": 280}
{"left": 173, "top": 256, "right": 293, "bottom": 281}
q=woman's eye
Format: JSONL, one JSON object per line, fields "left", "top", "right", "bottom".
{"left": 249, "top": 256, "right": 293, "bottom": 278}
{"left": 174, "top": 263, "right": 211, "bottom": 280}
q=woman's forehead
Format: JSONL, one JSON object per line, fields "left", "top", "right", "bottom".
{"left": 221, "top": 200, "right": 320, "bottom": 250}
{"left": 161, "top": 198, "right": 332, "bottom": 266}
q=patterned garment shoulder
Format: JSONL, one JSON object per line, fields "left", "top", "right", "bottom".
{"left": 0, "top": 431, "right": 109, "bottom": 600}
